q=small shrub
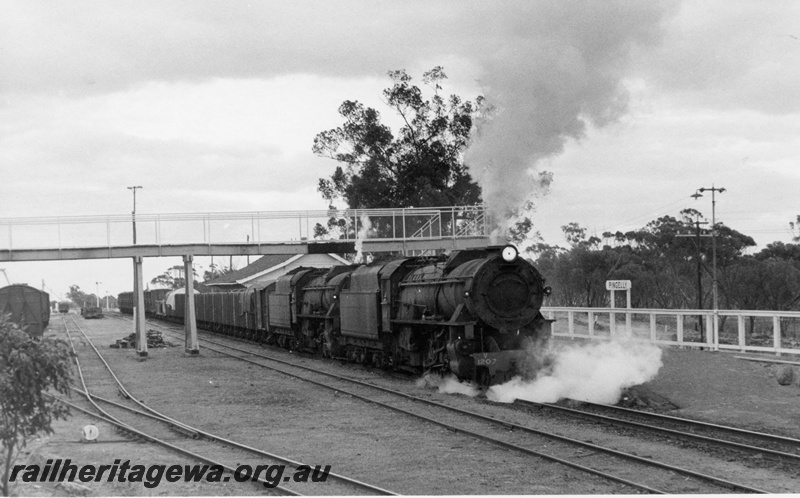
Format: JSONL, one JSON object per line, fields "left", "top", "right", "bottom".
{"left": 0, "top": 315, "right": 74, "bottom": 496}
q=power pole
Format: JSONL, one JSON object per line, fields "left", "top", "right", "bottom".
{"left": 692, "top": 185, "right": 726, "bottom": 349}
{"left": 677, "top": 217, "right": 710, "bottom": 341}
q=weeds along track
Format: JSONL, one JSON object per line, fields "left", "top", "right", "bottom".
{"left": 58, "top": 314, "right": 396, "bottom": 496}
{"left": 136, "top": 316, "right": 783, "bottom": 494}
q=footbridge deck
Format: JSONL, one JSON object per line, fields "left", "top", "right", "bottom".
{"left": 0, "top": 206, "right": 491, "bottom": 261}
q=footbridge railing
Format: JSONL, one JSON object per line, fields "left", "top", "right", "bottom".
{"left": 0, "top": 205, "right": 490, "bottom": 260}
{"left": 543, "top": 306, "right": 800, "bottom": 357}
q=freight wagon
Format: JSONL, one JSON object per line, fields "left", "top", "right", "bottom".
{"left": 0, "top": 284, "right": 51, "bottom": 338}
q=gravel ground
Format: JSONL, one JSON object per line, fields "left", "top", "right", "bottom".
{"left": 8, "top": 313, "right": 800, "bottom": 496}
{"left": 636, "top": 346, "right": 800, "bottom": 438}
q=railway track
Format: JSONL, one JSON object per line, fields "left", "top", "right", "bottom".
{"left": 58, "top": 314, "right": 396, "bottom": 496}
{"left": 136, "top": 317, "right": 787, "bottom": 494}
{"left": 513, "top": 398, "right": 800, "bottom": 468}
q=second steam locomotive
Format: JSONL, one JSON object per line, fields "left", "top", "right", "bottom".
{"left": 120, "top": 245, "right": 552, "bottom": 385}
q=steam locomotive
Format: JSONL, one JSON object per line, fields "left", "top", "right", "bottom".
{"left": 120, "top": 245, "right": 552, "bottom": 385}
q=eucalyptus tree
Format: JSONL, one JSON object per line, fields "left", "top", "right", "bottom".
{"left": 312, "top": 67, "right": 482, "bottom": 239}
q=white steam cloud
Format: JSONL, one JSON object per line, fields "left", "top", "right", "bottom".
{"left": 353, "top": 214, "right": 373, "bottom": 264}
{"left": 487, "top": 340, "right": 663, "bottom": 405}
{"left": 417, "top": 373, "right": 480, "bottom": 397}
{"left": 465, "top": 1, "right": 676, "bottom": 235}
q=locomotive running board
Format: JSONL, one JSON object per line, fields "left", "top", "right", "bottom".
{"left": 390, "top": 319, "right": 476, "bottom": 326}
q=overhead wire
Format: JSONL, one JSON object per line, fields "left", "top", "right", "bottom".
{"left": 599, "top": 195, "right": 693, "bottom": 235}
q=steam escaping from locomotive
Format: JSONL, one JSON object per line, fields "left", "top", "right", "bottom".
{"left": 464, "top": 2, "right": 676, "bottom": 239}
{"left": 487, "top": 340, "right": 663, "bottom": 405}
{"left": 353, "top": 214, "right": 372, "bottom": 264}
{"left": 417, "top": 374, "right": 480, "bottom": 397}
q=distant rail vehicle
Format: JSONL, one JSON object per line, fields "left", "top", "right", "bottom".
{"left": 83, "top": 306, "right": 104, "bottom": 319}
{"left": 0, "top": 284, "right": 51, "bottom": 338}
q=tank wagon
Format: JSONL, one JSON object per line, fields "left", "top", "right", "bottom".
{"left": 0, "top": 284, "right": 51, "bottom": 338}
{"left": 119, "top": 245, "right": 552, "bottom": 385}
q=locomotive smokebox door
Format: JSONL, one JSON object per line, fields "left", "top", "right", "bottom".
{"left": 458, "top": 256, "right": 544, "bottom": 332}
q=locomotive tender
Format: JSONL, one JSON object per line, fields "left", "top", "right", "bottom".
{"left": 119, "top": 245, "right": 552, "bottom": 385}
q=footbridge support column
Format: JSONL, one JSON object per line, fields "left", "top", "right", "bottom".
{"left": 184, "top": 254, "right": 199, "bottom": 354}
{"left": 133, "top": 256, "right": 147, "bottom": 357}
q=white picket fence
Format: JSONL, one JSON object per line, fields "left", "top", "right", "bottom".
{"left": 542, "top": 306, "right": 800, "bottom": 357}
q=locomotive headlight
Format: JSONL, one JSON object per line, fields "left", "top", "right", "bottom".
{"left": 501, "top": 245, "right": 518, "bottom": 262}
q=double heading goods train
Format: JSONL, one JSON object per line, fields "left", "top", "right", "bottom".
{"left": 0, "top": 284, "right": 51, "bottom": 338}
{"left": 119, "top": 245, "right": 553, "bottom": 385}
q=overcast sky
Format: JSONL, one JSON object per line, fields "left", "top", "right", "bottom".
{"left": 2, "top": 0, "right": 799, "bottom": 300}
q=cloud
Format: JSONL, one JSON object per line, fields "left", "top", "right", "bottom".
{"left": 1, "top": 1, "right": 492, "bottom": 96}
{"left": 530, "top": 102, "right": 800, "bottom": 248}
{"left": 0, "top": 75, "right": 391, "bottom": 216}
{"left": 633, "top": 0, "right": 800, "bottom": 114}
{"left": 5, "top": 0, "right": 796, "bottom": 118}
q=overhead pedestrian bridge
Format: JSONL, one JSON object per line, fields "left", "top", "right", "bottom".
{"left": 0, "top": 205, "right": 491, "bottom": 261}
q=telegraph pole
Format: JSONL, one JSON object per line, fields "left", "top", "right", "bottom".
{"left": 677, "top": 212, "right": 710, "bottom": 342}
{"left": 693, "top": 185, "right": 726, "bottom": 350}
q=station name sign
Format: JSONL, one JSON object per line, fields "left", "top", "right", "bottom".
{"left": 605, "top": 280, "right": 632, "bottom": 291}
